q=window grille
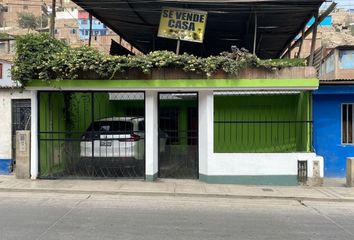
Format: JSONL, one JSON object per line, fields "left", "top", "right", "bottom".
{"left": 298, "top": 160, "right": 308, "bottom": 184}
{"left": 342, "top": 104, "right": 354, "bottom": 144}
{"left": 213, "top": 93, "right": 312, "bottom": 153}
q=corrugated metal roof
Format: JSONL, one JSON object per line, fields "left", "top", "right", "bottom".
{"left": 72, "top": 0, "right": 324, "bottom": 59}
{"left": 335, "top": 45, "right": 354, "bottom": 50}
{"left": 320, "top": 80, "right": 354, "bottom": 85}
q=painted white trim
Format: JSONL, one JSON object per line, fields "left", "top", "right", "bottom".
{"left": 145, "top": 91, "right": 158, "bottom": 177}
{"left": 0, "top": 90, "right": 32, "bottom": 159}
{"left": 30, "top": 91, "right": 38, "bottom": 179}
{"left": 208, "top": 152, "right": 322, "bottom": 177}
{"left": 198, "top": 90, "right": 214, "bottom": 175}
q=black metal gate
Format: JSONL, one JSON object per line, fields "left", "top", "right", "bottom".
{"left": 38, "top": 91, "right": 145, "bottom": 179}
{"left": 158, "top": 93, "right": 198, "bottom": 179}
{"left": 11, "top": 99, "right": 31, "bottom": 169}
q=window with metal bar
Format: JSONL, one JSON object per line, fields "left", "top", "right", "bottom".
{"left": 213, "top": 92, "right": 312, "bottom": 153}
{"left": 342, "top": 104, "right": 354, "bottom": 144}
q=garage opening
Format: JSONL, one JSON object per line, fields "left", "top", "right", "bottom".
{"left": 38, "top": 91, "right": 145, "bottom": 178}
{"left": 158, "top": 93, "right": 198, "bottom": 179}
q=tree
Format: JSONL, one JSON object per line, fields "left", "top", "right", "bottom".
{"left": 17, "top": 12, "right": 38, "bottom": 31}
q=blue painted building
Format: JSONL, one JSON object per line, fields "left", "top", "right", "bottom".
{"left": 78, "top": 10, "right": 107, "bottom": 40}
{"left": 313, "top": 46, "right": 354, "bottom": 177}
{"left": 307, "top": 16, "right": 332, "bottom": 27}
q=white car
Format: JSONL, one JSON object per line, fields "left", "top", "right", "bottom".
{"left": 80, "top": 117, "right": 166, "bottom": 161}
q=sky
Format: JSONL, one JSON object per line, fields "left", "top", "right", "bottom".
{"left": 329, "top": 0, "right": 354, "bottom": 9}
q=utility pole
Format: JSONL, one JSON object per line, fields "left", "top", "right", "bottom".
{"left": 50, "top": 0, "right": 56, "bottom": 38}
{"left": 253, "top": 12, "right": 257, "bottom": 55}
{"left": 88, "top": 13, "right": 93, "bottom": 46}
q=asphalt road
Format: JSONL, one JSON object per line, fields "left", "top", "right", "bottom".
{"left": 0, "top": 192, "right": 354, "bottom": 240}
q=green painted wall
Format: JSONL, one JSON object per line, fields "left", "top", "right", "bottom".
{"left": 39, "top": 92, "right": 67, "bottom": 177}
{"left": 214, "top": 93, "right": 311, "bottom": 153}
{"left": 69, "top": 92, "right": 144, "bottom": 135}
{"left": 296, "top": 92, "right": 312, "bottom": 151}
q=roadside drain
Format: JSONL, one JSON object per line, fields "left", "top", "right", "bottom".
{"left": 262, "top": 188, "right": 274, "bottom": 192}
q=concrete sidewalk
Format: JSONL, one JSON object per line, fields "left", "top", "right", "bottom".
{"left": 0, "top": 175, "right": 354, "bottom": 202}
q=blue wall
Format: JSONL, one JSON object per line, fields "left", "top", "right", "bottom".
{"left": 307, "top": 16, "right": 332, "bottom": 27}
{"left": 313, "top": 86, "right": 354, "bottom": 177}
{"left": 0, "top": 159, "right": 12, "bottom": 175}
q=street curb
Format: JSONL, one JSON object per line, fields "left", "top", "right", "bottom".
{"left": 1, "top": 187, "right": 354, "bottom": 203}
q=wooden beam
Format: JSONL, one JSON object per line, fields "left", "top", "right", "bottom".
{"left": 253, "top": 12, "right": 257, "bottom": 55}
{"left": 281, "top": 2, "right": 336, "bottom": 58}
{"left": 308, "top": 10, "right": 319, "bottom": 66}
{"left": 297, "top": 27, "right": 305, "bottom": 58}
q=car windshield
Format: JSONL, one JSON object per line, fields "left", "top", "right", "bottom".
{"left": 87, "top": 121, "right": 133, "bottom": 134}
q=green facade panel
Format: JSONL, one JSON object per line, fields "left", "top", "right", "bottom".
{"left": 214, "top": 93, "right": 311, "bottom": 153}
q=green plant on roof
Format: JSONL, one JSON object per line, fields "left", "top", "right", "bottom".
{"left": 11, "top": 33, "right": 307, "bottom": 86}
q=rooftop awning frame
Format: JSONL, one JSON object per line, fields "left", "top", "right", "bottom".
{"left": 72, "top": 0, "right": 324, "bottom": 58}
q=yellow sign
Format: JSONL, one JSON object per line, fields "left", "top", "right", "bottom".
{"left": 158, "top": 8, "right": 207, "bottom": 43}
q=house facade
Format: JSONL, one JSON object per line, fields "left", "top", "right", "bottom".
{"left": 1, "top": 0, "right": 327, "bottom": 186}
{"left": 25, "top": 67, "right": 323, "bottom": 186}
{"left": 313, "top": 45, "right": 354, "bottom": 177}
{"left": 0, "top": 59, "right": 32, "bottom": 174}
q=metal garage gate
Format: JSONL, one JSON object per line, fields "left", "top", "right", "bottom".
{"left": 38, "top": 91, "right": 145, "bottom": 179}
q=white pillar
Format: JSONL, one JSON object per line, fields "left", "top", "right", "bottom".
{"left": 145, "top": 90, "right": 158, "bottom": 181}
{"left": 30, "top": 90, "right": 38, "bottom": 179}
{"left": 198, "top": 90, "right": 214, "bottom": 179}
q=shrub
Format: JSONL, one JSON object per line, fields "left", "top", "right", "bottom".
{"left": 12, "top": 33, "right": 307, "bottom": 86}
